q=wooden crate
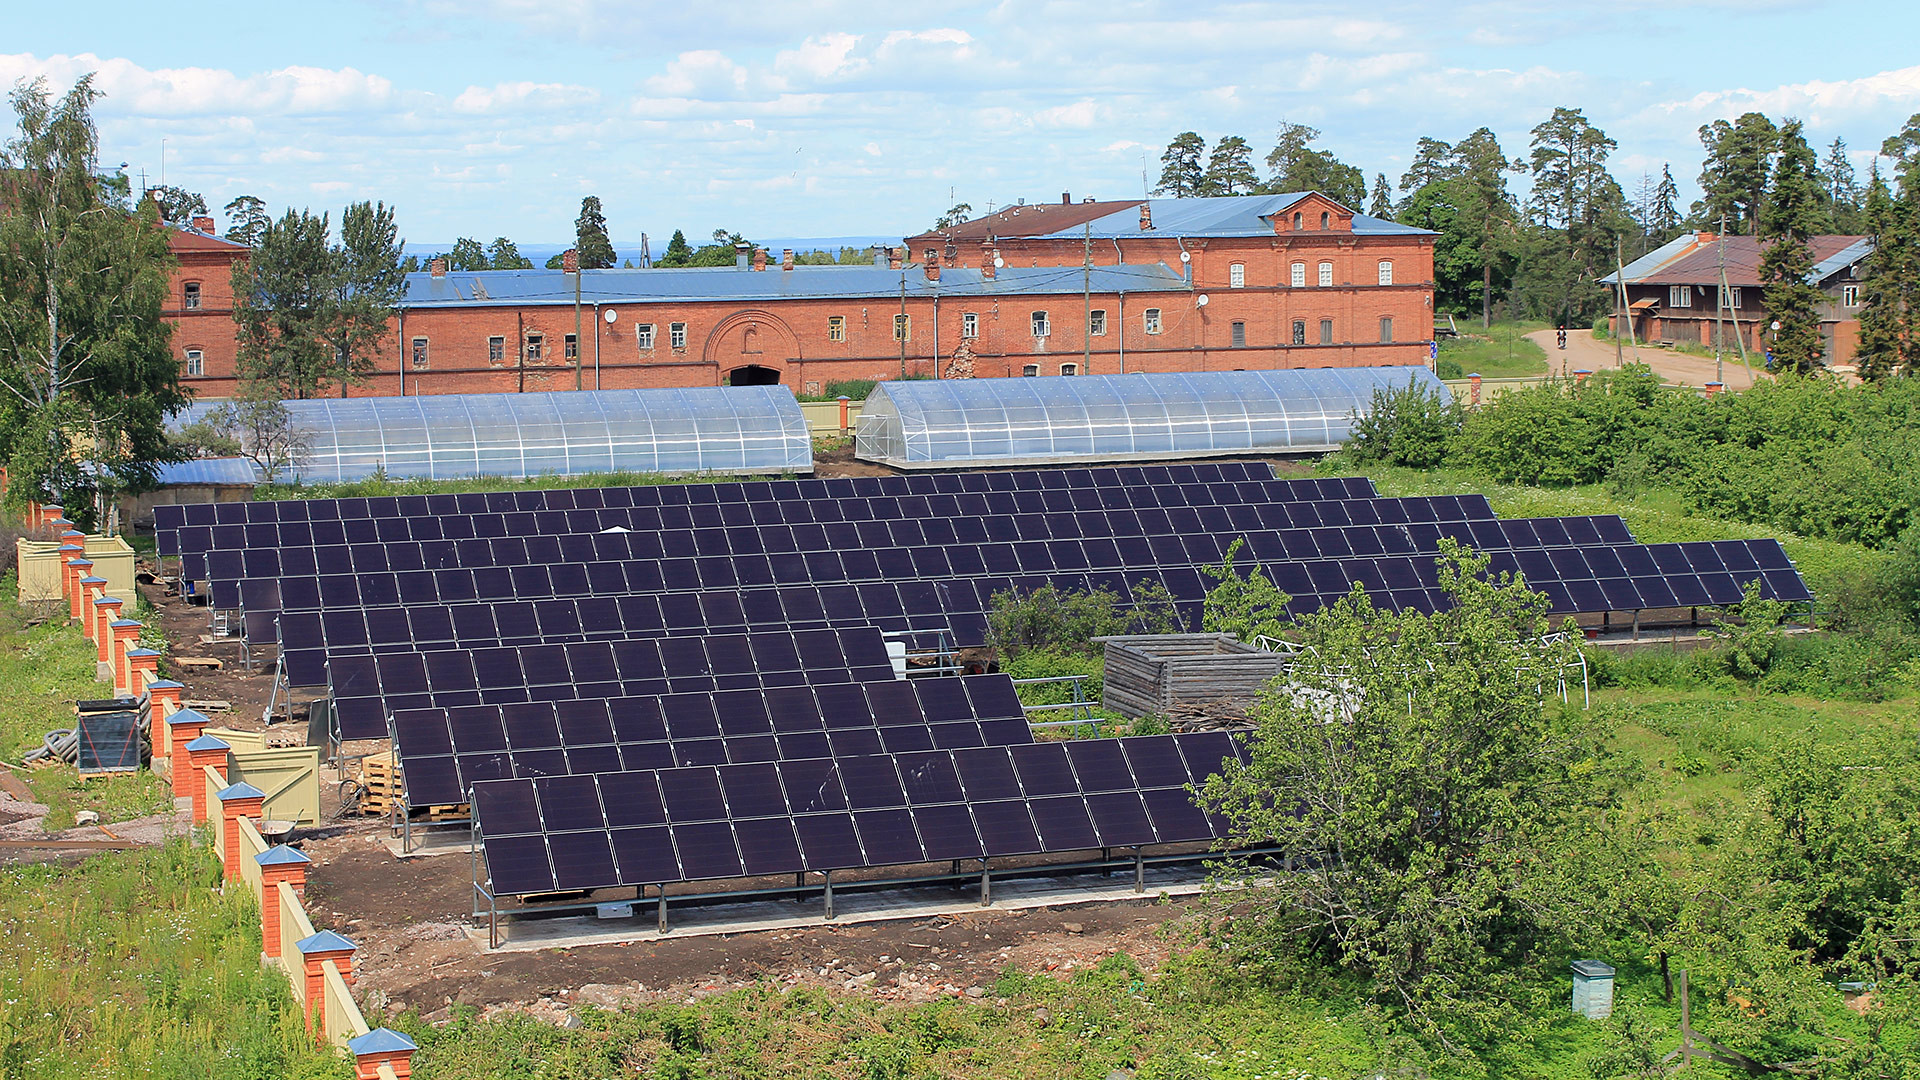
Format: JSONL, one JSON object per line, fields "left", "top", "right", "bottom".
{"left": 1095, "top": 633, "right": 1291, "bottom": 719}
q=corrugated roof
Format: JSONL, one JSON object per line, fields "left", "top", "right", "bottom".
{"left": 166, "top": 223, "right": 249, "bottom": 252}
{"left": 399, "top": 261, "right": 1194, "bottom": 309}
{"left": 155, "top": 458, "right": 259, "bottom": 486}
{"left": 1602, "top": 233, "right": 1870, "bottom": 287}
{"left": 908, "top": 193, "right": 1434, "bottom": 245}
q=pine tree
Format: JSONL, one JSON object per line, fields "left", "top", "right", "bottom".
{"left": 1696, "top": 112, "right": 1779, "bottom": 234}
{"left": 1264, "top": 121, "right": 1365, "bottom": 206}
{"left": 575, "top": 195, "right": 616, "bottom": 269}
{"left": 1453, "top": 128, "right": 1525, "bottom": 328}
{"left": 223, "top": 195, "right": 270, "bottom": 247}
{"left": 1854, "top": 161, "right": 1906, "bottom": 380}
{"left": 1201, "top": 135, "right": 1257, "bottom": 196}
{"left": 447, "top": 237, "right": 488, "bottom": 272}
{"left": 147, "top": 184, "right": 206, "bottom": 224}
{"left": 1759, "top": 120, "right": 1826, "bottom": 374}
{"left": 1650, "top": 164, "right": 1681, "bottom": 243}
{"left": 1825, "top": 137, "right": 1861, "bottom": 231}
{"left": 0, "top": 75, "right": 185, "bottom": 517}
{"left": 1155, "top": 132, "right": 1206, "bottom": 197}
{"left": 659, "top": 229, "right": 694, "bottom": 268}
{"left": 233, "top": 209, "right": 334, "bottom": 398}
{"left": 486, "top": 237, "right": 532, "bottom": 270}
{"left": 1368, "top": 173, "right": 1393, "bottom": 220}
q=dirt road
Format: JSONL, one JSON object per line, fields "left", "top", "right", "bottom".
{"left": 1525, "top": 328, "right": 1766, "bottom": 391}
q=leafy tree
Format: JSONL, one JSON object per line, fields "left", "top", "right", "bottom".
{"left": 1451, "top": 128, "right": 1526, "bottom": 327}
{"left": 223, "top": 194, "right": 269, "bottom": 247}
{"left": 233, "top": 209, "right": 333, "bottom": 398}
{"left": 986, "top": 581, "right": 1180, "bottom": 657}
{"left": 688, "top": 230, "right": 749, "bottom": 267}
{"left": 658, "top": 229, "right": 694, "bottom": 268}
{"left": 0, "top": 75, "right": 186, "bottom": 520}
{"left": 1263, "top": 120, "right": 1365, "bottom": 206}
{"left": 1695, "top": 112, "right": 1779, "bottom": 234}
{"left": 1759, "top": 120, "right": 1827, "bottom": 374}
{"left": 1199, "top": 541, "right": 1604, "bottom": 1043}
{"left": 485, "top": 236, "right": 532, "bottom": 270}
{"left": 323, "top": 201, "right": 406, "bottom": 395}
{"left": 173, "top": 397, "right": 312, "bottom": 482}
{"left": 1367, "top": 172, "right": 1392, "bottom": 220}
{"left": 1525, "top": 107, "right": 1630, "bottom": 323}
{"left": 1201, "top": 135, "right": 1258, "bottom": 196}
{"left": 543, "top": 251, "right": 566, "bottom": 270}
{"left": 574, "top": 195, "right": 616, "bottom": 269}
{"left": 933, "top": 202, "right": 974, "bottom": 229}
{"left": 1197, "top": 539, "right": 1290, "bottom": 645}
{"left": 146, "top": 184, "right": 206, "bottom": 224}
{"left": 1155, "top": 131, "right": 1206, "bottom": 197}
{"left": 446, "top": 237, "right": 488, "bottom": 272}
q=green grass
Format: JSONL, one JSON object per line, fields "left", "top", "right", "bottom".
{"left": 1437, "top": 320, "right": 1551, "bottom": 379}
{"left": 0, "top": 576, "right": 173, "bottom": 831}
{"left": 0, "top": 839, "right": 348, "bottom": 1078}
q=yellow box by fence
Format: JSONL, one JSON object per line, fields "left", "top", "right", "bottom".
{"left": 16, "top": 535, "right": 137, "bottom": 603}
{"left": 226, "top": 744, "right": 323, "bottom": 825}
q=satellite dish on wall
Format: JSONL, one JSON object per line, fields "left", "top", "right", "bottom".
{"left": 1179, "top": 251, "right": 1191, "bottom": 263}
{"left": 993, "top": 256, "right": 1004, "bottom": 268}
{"left": 1196, "top": 294, "right": 1209, "bottom": 307}
{"left": 604, "top": 309, "right": 618, "bottom": 324}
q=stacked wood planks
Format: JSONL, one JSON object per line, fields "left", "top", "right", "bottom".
{"left": 1097, "top": 634, "right": 1290, "bottom": 720}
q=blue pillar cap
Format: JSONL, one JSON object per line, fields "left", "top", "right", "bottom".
{"left": 216, "top": 780, "right": 266, "bottom": 801}
{"left": 256, "top": 844, "right": 311, "bottom": 867}
{"left": 347, "top": 1028, "right": 418, "bottom": 1055}
{"left": 182, "top": 733, "right": 229, "bottom": 753}
{"left": 294, "top": 929, "right": 356, "bottom": 954}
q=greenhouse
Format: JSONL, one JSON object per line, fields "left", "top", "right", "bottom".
{"left": 854, "top": 366, "right": 1445, "bottom": 469}
{"left": 170, "top": 386, "right": 813, "bottom": 482}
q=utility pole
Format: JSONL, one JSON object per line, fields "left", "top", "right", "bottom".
{"left": 1714, "top": 217, "right": 1726, "bottom": 385}
{"left": 1082, "top": 224, "right": 1093, "bottom": 373}
{"left": 898, "top": 274, "right": 908, "bottom": 379}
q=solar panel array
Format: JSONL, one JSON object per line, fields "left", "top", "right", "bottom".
{"left": 472, "top": 732, "right": 1249, "bottom": 894}
{"left": 159, "top": 460, "right": 1816, "bottom": 904}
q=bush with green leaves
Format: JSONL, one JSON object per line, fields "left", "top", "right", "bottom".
{"left": 985, "top": 580, "right": 1180, "bottom": 657}
{"left": 1344, "top": 376, "right": 1462, "bottom": 468}
{"left": 1198, "top": 539, "right": 1293, "bottom": 644}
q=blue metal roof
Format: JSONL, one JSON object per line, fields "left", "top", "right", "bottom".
{"left": 155, "top": 458, "right": 260, "bottom": 486}
{"left": 1041, "top": 194, "right": 1435, "bottom": 240}
{"left": 399, "top": 261, "right": 1194, "bottom": 309}
{"left": 1811, "top": 237, "right": 1874, "bottom": 282}
{"left": 1599, "top": 233, "right": 1699, "bottom": 286}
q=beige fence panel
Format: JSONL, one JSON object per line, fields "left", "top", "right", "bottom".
{"left": 278, "top": 881, "right": 316, "bottom": 1001}
{"left": 320, "top": 959, "right": 372, "bottom": 1047}
{"left": 226, "top": 746, "right": 322, "bottom": 825}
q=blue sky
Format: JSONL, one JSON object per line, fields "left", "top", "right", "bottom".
{"left": 10, "top": 1, "right": 1920, "bottom": 248}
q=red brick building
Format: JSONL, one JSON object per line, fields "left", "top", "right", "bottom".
{"left": 166, "top": 192, "right": 1437, "bottom": 399}
{"left": 162, "top": 217, "right": 250, "bottom": 386}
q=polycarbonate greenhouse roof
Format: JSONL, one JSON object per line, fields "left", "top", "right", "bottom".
{"left": 170, "top": 387, "right": 812, "bottom": 482}
{"left": 853, "top": 367, "right": 1446, "bottom": 469}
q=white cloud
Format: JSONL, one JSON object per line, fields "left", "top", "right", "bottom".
{"left": 1655, "top": 64, "right": 1920, "bottom": 128}
{"left": 0, "top": 53, "right": 393, "bottom": 116}
{"left": 643, "top": 50, "right": 754, "bottom": 98}
{"left": 774, "top": 33, "right": 868, "bottom": 85}
{"left": 452, "top": 81, "right": 599, "bottom": 113}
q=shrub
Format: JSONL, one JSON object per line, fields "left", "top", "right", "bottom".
{"left": 1344, "top": 376, "right": 1460, "bottom": 468}
{"left": 986, "top": 581, "right": 1180, "bottom": 657}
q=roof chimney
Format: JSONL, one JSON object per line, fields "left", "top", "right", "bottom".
{"left": 430, "top": 258, "right": 446, "bottom": 279}
{"left": 924, "top": 254, "right": 941, "bottom": 282}
{"left": 1062, "top": 192, "right": 1071, "bottom": 205}
{"left": 1139, "top": 203, "right": 1154, "bottom": 231}
{"left": 888, "top": 247, "right": 903, "bottom": 271}
{"left": 1699, "top": 230, "right": 1717, "bottom": 244}
{"left": 752, "top": 247, "right": 768, "bottom": 272}
{"left": 980, "top": 241, "right": 997, "bottom": 280}
{"left": 562, "top": 248, "right": 579, "bottom": 274}
{"left": 192, "top": 216, "right": 215, "bottom": 234}
{"left": 735, "top": 243, "right": 751, "bottom": 269}
{"left": 781, "top": 248, "right": 794, "bottom": 270}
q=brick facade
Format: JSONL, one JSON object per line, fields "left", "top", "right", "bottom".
{"left": 163, "top": 220, "right": 249, "bottom": 389}
{"left": 167, "top": 194, "right": 1436, "bottom": 398}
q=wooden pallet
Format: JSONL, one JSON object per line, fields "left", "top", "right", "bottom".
{"left": 352, "top": 754, "right": 466, "bottom": 819}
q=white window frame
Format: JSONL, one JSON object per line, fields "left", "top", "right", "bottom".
{"left": 488, "top": 335, "right": 505, "bottom": 362}
{"left": 524, "top": 333, "right": 544, "bottom": 360}
{"left": 1059, "top": 362, "right": 1078, "bottom": 376}
{"left": 1143, "top": 308, "right": 1162, "bottom": 335}
{"left": 961, "top": 312, "right": 978, "bottom": 339}
{"left": 1290, "top": 262, "right": 1306, "bottom": 288}
{"left": 1088, "top": 309, "right": 1106, "bottom": 336}
{"left": 410, "top": 336, "right": 429, "bottom": 369}
{"left": 1842, "top": 284, "right": 1859, "bottom": 307}
{"left": 1022, "top": 364, "right": 1039, "bottom": 377}
{"left": 564, "top": 333, "right": 578, "bottom": 360}
{"left": 669, "top": 322, "right": 687, "bottom": 349}
{"left": 184, "top": 349, "right": 204, "bottom": 377}
{"left": 1228, "top": 263, "right": 1245, "bottom": 288}
{"left": 183, "top": 282, "right": 201, "bottom": 310}
{"left": 1318, "top": 261, "right": 1333, "bottom": 287}
{"left": 827, "top": 316, "right": 846, "bottom": 342}
{"left": 1377, "top": 261, "right": 1393, "bottom": 286}
{"left": 1668, "top": 285, "right": 1692, "bottom": 308}
{"left": 636, "top": 324, "right": 656, "bottom": 350}
{"left": 1030, "top": 310, "right": 1050, "bottom": 338}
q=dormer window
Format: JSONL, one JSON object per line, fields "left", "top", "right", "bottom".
{"left": 1292, "top": 212, "right": 1302, "bottom": 230}
{"left": 1320, "top": 211, "right": 1331, "bottom": 229}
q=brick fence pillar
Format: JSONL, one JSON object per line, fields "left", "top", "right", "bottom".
{"left": 165, "top": 707, "right": 210, "bottom": 798}
{"left": 92, "top": 597, "right": 123, "bottom": 666}
{"left": 294, "top": 930, "right": 357, "bottom": 1033}
{"left": 128, "top": 649, "right": 161, "bottom": 698}
{"left": 79, "top": 579, "right": 106, "bottom": 640}
{"left": 256, "top": 845, "right": 311, "bottom": 960}
{"left": 349, "top": 1028, "right": 418, "bottom": 1080}
{"left": 109, "top": 619, "right": 142, "bottom": 696}
{"left": 56, "top": 543, "right": 84, "bottom": 604}
{"left": 216, "top": 781, "right": 266, "bottom": 882}
{"left": 65, "top": 559, "right": 93, "bottom": 622}
{"left": 182, "top": 732, "right": 229, "bottom": 823}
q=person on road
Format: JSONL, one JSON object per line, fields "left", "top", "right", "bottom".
{"left": 1557, "top": 326, "right": 1567, "bottom": 350}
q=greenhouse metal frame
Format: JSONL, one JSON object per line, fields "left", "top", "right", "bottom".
{"left": 171, "top": 387, "right": 813, "bottom": 482}
{"left": 853, "top": 367, "right": 1445, "bottom": 469}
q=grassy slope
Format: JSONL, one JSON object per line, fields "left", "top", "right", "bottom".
{"left": 1439, "top": 321, "right": 1551, "bottom": 379}
{"left": 0, "top": 840, "right": 347, "bottom": 1079}
{"left": 0, "top": 577, "right": 172, "bottom": 831}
